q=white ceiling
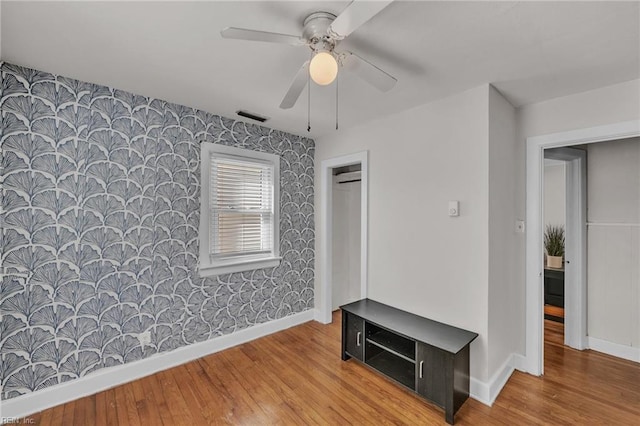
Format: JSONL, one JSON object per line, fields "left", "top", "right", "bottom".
{"left": 2, "top": 1, "right": 639, "bottom": 138}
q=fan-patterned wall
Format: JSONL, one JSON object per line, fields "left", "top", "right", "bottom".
{"left": 0, "top": 62, "right": 315, "bottom": 400}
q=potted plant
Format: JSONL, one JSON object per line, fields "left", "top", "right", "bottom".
{"left": 544, "top": 225, "right": 565, "bottom": 268}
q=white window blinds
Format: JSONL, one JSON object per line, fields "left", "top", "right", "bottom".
{"left": 209, "top": 154, "right": 274, "bottom": 258}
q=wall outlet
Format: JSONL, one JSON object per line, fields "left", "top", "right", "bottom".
{"left": 138, "top": 331, "right": 151, "bottom": 347}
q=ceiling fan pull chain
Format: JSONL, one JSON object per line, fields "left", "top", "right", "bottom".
{"left": 307, "top": 51, "right": 312, "bottom": 133}
{"left": 335, "top": 72, "right": 339, "bottom": 130}
{"left": 307, "top": 57, "right": 311, "bottom": 133}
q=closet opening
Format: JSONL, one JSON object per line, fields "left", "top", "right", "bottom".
{"left": 319, "top": 151, "right": 368, "bottom": 324}
{"left": 331, "top": 164, "right": 362, "bottom": 311}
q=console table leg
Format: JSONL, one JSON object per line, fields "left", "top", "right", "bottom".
{"left": 445, "top": 355, "right": 455, "bottom": 424}
{"left": 341, "top": 310, "right": 349, "bottom": 361}
{"left": 445, "top": 409, "right": 454, "bottom": 425}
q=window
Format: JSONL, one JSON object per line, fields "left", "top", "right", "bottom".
{"left": 199, "top": 143, "right": 280, "bottom": 276}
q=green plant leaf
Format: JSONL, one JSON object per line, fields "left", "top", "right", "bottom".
{"left": 544, "top": 225, "right": 565, "bottom": 256}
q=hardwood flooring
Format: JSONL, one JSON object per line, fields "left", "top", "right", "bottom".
{"left": 543, "top": 304, "right": 564, "bottom": 319}
{"left": 21, "top": 312, "right": 640, "bottom": 425}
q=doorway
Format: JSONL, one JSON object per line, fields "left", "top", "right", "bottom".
{"left": 331, "top": 164, "right": 362, "bottom": 310}
{"left": 525, "top": 120, "right": 640, "bottom": 375}
{"left": 318, "top": 151, "right": 369, "bottom": 324}
{"left": 542, "top": 157, "right": 566, "bottom": 324}
{"left": 543, "top": 148, "right": 587, "bottom": 354}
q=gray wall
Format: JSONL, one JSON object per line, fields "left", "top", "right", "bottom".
{"left": 0, "top": 63, "right": 315, "bottom": 399}
{"left": 587, "top": 137, "right": 640, "bottom": 348}
{"left": 487, "top": 85, "right": 519, "bottom": 378}
{"left": 543, "top": 161, "right": 566, "bottom": 229}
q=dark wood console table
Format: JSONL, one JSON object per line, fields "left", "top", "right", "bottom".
{"left": 341, "top": 299, "right": 478, "bottom": 424}
{"left": 544, "top": 267, "right": 565, "bottom": 322}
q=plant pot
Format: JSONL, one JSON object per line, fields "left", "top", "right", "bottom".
{"left": 547, "top": 255, "right": 563, "bottom": 269}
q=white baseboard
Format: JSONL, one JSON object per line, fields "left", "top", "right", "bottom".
{"left": 0, "top": 310, "right": 314, "bottom": 421}
{"left": 314, "top": 308, "right": 326, "bottom": 323}
{"left": 470, "top": 353, "right": 524, "bottom": 406}
{"left": 313, "top": 308, "right": 335, "bottom": 324}
{"left": 588, "top": 336, "right": 640, "bottom": 363}
{"left": 470, "top": 378, "right": 491, "bottom": 406}
{"left": 510, "top": 353, "right": 528, "bottom": 372}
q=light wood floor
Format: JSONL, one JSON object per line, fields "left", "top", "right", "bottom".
{"left": 23, "top": 312, "right": 640, "bottom": 425}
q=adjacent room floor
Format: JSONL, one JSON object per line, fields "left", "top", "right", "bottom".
{"left": 24, "top": 312, "right": 640, "bottom": 425}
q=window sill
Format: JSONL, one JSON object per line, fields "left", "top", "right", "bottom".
{"left": 199, "top": 256, "right": 281, "bottom": 277}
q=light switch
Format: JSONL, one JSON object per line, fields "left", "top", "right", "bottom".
{"left": 515, "top": 220, "right": 525, "bottom": 233}
{"left": 448, "top": 201, "right": 459, "bottom": 217}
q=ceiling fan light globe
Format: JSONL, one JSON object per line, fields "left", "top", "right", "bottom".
{"left": 309, "top": 52, "right": 338, "bottom": 85}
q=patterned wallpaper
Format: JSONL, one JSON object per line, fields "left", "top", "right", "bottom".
{"left": 0, "top": 62, "right": 315, "bottom": 400}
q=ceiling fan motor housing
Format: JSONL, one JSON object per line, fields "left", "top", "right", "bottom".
{"left": 303, "top": 12, "right": 338, "bottom": 53}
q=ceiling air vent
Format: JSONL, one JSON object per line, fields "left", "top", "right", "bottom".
{"left": 236, "top": 110, "right": 269, "bottom": 123}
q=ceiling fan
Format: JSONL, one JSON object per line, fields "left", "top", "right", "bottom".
{"left": 221, "top": 0, "right": 397, "bottom": 110}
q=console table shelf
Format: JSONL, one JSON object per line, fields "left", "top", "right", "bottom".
{"left": 367, "top": 326, "right": 416, "bottom": 362}
{"left": 341, "top": 299, "right": 478, "bottom": 424}
{"left": 367, "top": 350, "right": 415, "bottom": 389}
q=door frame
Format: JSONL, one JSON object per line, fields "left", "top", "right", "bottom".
{"left": 543, "top": 147, "right": 587, "bottom": 351}
{"left": 318, "top": 151, "right": 369, "bottom": 324}
{"left": 525, "top": 120, "right": 639, "bottom": 375}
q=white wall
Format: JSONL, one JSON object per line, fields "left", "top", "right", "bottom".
{"left": 515, "top": 78, "right": 640, "bottom": 354}
{"left": 587, "top": 138, "right": 640, "bottom": 223}
{"left": 487, "top": 86, "right": 519, "bottom": 378}
{"left": 586, "top": 138, "right": 640, "bottom": 349}
{"left": 517, "top": 80, "right": 640, "bottom": 138}
{"left": 316, "top": 85, "right": 492, "bottom": 382}
{"left": 332, "top": 179, "right": 361, "bottom": 310}
{"left": 544, "top": 162, "right": 566, "bottom": 229}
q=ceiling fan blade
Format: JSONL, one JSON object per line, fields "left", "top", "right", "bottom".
{"left": 280, "top": 61, "right": 310, "bottom": 109}
{"left": 221, "top": 27, "right": 307, "bottom": 46}
{"left": 342, "top": 51, "right": 397, "bottom": 92}
{"left": 328, "top": 0, "right": 394, "bottom": 39}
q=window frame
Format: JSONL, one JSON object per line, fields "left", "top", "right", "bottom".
{"left": 199, "top": 143, "right": 281, "bottom": 277}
